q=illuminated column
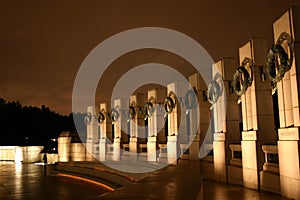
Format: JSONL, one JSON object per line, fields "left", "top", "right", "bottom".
{"left": 188, "top": 73, "right": 211, "bottom": 160}
{"left": 212, "top": 58, "right": 241, "bottom": 182}
{"left": 273, "top": 7, "right": 300, "bottom": 199}
{"left": 58, "top": 132, "right": 72, "bottom": 162}
{"left": 239, "top": 38, "right": 277, "bottom": 190}
{"left": 166, "top": 82, "right": 187, "bottom": 164}
{"left": 112, "top": 99, "right": 128, "bottom": 161}
{"left": 98, "top": 103, "right": 111, "bottom": 161}
{"left": 86, "top": 105, "right": 99, "bottom": 161}
{"left": 129, "top": 94, "right": 145, "bottom": 159}
{"left": 71, "top": 143, "right": 86, "bottom": 162}
{"left": 147, "top": 88, "right": 166, "bottom": 162}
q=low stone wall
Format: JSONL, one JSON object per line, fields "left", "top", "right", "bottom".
{"left": 0, "top": 146, "right": 15, "bottom": 161}
{"left": 0, "top": 146, "right": 44, "bottom": 163}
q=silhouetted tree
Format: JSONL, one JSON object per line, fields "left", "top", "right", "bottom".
{"left": 0, "top": 98, "right": 81, "bottom": 146}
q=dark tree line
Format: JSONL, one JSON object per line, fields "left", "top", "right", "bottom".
{"left": 0, "top": 98, "right": 86, "bottom": 146}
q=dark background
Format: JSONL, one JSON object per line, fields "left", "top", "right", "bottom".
{"left": 1, "top": 1, "right": 300, "bottom": 114}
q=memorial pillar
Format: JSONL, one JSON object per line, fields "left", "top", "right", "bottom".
{"left": 129, "top": 93, "right": 145, "bottom": 159}
{"left": 112, "top": 99, "right": 128, "bottom": 161}
{"left": 58, "top": 132, "right": 72, "bottom": 162}
{"left": 239, "top": 38, "right": 277, "bottom": 189}
{"left": 147, "top": 88, "right": 166, "bottom": 162}
{"left": 188, "top": 73, "right": 211, "bottom": 160}
{"left": 98, "top": 103, "right": 111, "bottom": 161}
{"left": 166, "top": 82, "right": 187, "bottom": 164}
{"left": 86, "top": 105, "right": 99, "bottom": 161}
{"left": 211, "top": 58, "right": 241, "bottom": 182}
{"left": 272, "top": 7, "right": 300, "bottom": 199}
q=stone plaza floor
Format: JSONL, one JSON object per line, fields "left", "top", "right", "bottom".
{"left": 0, "top": 163, "right": 106, "bottom": 200}
{"left": 97, "top": 160, "right": 289, "bottom": 200}
{"left": 0, "top": 161, "right": 291, "bottom": 200}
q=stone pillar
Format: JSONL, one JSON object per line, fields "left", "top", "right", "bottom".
{"left": 166, "top": 82, "right": 188, "bottom": 164}
{"left": 112, "top": 99, "right": 128, "bottom": 161}
{"left": 57, "top": 132, "right": 72, "bottom": 162}
{"left": 239, "top": 38, "right": 277, "bottom": 190}
{"left": 273, "top": 7, "right": 300, "bottom": 199}
{"left": 147, "top": 88, "right": 166, "bottom": 162}
{"left": 98, "top": 103, "right": 111, "bottom": 161}
{"left": 71, "top": 143, "right": 86, "bottom": 162}
{"left": 86, "top": 105, "right": 99, "bottom": 161}
{"left": 188, "top": 73, "right": 211, "bottom": 160}
{"left": 129, "top": 94, "right": 145, "bottom": 159}
{"left": 212, "top": 58, "right": 241, "bottom": 183}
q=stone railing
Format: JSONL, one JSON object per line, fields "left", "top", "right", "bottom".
{"left": 229, "top": 144, "right": 242, "bottom": 167}
{"left": 262, "top": 145, "right": 279, "bottom": 173}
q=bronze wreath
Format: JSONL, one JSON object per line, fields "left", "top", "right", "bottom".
{"left": 207, "top": 80, "right": 221, "bottom": 105}
{"left": 184, "top": 89, "right": 197, "bottom": 110}
{"left": 164, "top": 96, "right": 176, "bottom": 114}
{"left": 84, "top": 113, "right": 92, "bottom": 125}
{"left": 97, "top": 111, "right": 105, "bottom": 124}
{"left": 233, "top": 58, "right": 252, "bottom": 96}
{"left": 266, "top": 32, "right": 293, "bottom": 92}
{"left": 144, "top": 101, "right": 155, "bottom": 119}
{"left": 128, "top": 105, "right": 136, "bottom": 119}
{"left": 110, "top": 108, "right": 120, "bottom": 123}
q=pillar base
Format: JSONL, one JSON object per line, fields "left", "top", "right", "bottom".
{"left": 129, "top": 137, "right": 138, "bottom": 160}
{"left": 85, "top": 141, "right": 94, "bottom": 161}
{"left": 99, "top": 138, "right": 107, "bottom": 161}
{"left": 213, "top": 134, "right": 227, "bottom": 182}
{"left": 147, "top": 136, "right": 157, "bottom": 162}
{"left": 241, "top": 130, "right": 259, "bottom": 190}
{"left": 278, "top": 127, "right": 300, "bottom": 199}
{"left": 167, "top": 135, "right": 178, "bottom": 165}
{"left": 112, "top": 138, "right": 121, "bottom": 161}
{"left": 129, "top": 137, "right": 138, "bottom": 153}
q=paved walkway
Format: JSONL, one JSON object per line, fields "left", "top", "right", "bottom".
{"left": 0, "top": 161, "right": 291, "bottom": 199}
{"left": 0, "top": 163, "right": 105, "bottom": 200}
{"left": 203, "top": 180, "right": 289, "bottom": 200}
{"left": 95, "top": 160, "right": 289, "bottom": 200}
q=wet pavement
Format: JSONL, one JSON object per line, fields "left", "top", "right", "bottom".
{"left": 0, "top": 162, "right": 106, "bottom": 200}
{"left": 203, "top": 180, "right": 290, "bottom": 200}
{"left": 97, "top": 160, "right": 290, "bottom": 200}
{"left": 0, "top": 161, "right": 291, "bottom": 200}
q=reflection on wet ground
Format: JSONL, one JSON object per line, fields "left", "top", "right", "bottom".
{"left": 0, "top": 163, "right": 106, "bottom": 200}
{"left": 0, "top": 162, "right": 290, "bottom": 200}
{"left": 203, "top": 180, "right": 290, "bottom": 200}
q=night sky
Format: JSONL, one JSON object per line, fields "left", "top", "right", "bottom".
{"left": 0, "top": 1, "right": 299, "bottom": 114}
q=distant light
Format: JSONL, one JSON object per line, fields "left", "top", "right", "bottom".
{"left": 35, "top": 162, "right": 46, "bottom": 166}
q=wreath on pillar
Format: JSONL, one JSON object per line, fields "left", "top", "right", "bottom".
{"left": 128, "top": 105, "right": 136, "bottom": 120}
{"left": 110, "top": 108, "right": 120, "bottom": 123}
{"left": 233, "top": 58, "right": 253, "bottom": 103}
{"left": 207, "top": 73, "right": 223, "bottom": 109}
{"left": 266, "top": 32, "right": 293, "bottom": 94}
{"left": 97, "top": 111, "right": 106, "bottom": 124}
{"left": 84, "top": 112, "right": 92, "bottom": 125}
{"left": 184, "top": 89, "right": 197, "bottom": 112}
{"left": 164, "top": 96, "right": 176, "bottom": 114}
{"left": 144, "top": 101, "right": 155, "bottom": 120}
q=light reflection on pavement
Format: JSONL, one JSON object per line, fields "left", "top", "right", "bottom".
{"left": 0, "top": 163, "right": 106, "bottom": 200}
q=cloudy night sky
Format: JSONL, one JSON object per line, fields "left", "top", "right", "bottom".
{"left": 0, "top": 1, "right": 299, "bottom": 115}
